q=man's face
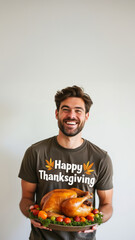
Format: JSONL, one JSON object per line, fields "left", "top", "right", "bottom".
{"left": 55, "top": 97, "right": 89, "bottom": 137}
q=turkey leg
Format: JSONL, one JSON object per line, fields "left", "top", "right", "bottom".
{"left": 61, "top": 191, "right": 93, "bottom": 217}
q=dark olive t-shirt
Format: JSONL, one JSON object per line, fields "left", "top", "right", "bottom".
{"left": 18, "top": 136, "right": 113, "bottom": 240}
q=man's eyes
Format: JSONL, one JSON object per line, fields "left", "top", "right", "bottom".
{"left": 63, "top": 108, "right": 70, "bottom": 112}
{"left": 76, "top": 109, "right": 82, "bottom": 113}
{"left": 62, "top": 108, "right": 82, "bottom": 113}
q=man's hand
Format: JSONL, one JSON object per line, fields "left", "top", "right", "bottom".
{"left": 30, "top": 219, "right": 52, "bottom": 231}
{"left": 79, "top": 224, "right": 98, "bottom": 233}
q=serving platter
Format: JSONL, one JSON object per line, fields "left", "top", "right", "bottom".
{"left": 29, "top": 206, "right": 103, "bottom": 232}
{"left": 48, "top": 223, "right": 97, "bottom": 232}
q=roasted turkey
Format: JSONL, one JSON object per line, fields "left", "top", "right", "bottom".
{"left": 40, "top": 188, "right": 93, "bottom": 217}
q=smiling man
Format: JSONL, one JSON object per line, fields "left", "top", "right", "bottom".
{"left": 56, "top": 97, "right": 88, "bottom": 137}
{"left": 19, "top": 85, "right": 113, "bottom": 240}
{"left": 56, "top": 97, "right": 89, "bottom": 149}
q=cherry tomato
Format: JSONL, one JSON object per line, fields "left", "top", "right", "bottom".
{"left": 50, "top": 216, "right": 56, "bottom": 221}
{"left": 64, "top": 217, "right": 71, "bottom": 224}
{"left": 87, "top": 213, "right": 95, "bottom": 217}
{"left": 80, "top": 217, "right": 86, "bottom": 222}
{"left": 74, "top": 216, "right": 80, "bottom": 222}
{"left": 92, "top": 209, "right": 99, "bottom": 214}
{"left": 32, "top": 209, "right": 39, "bottom": 216}
{"left": 56, "top": 217, "right": 64, "bottom": 222}
{"left": 34, "top": 204, "right": 40, "bottom": 209}
{"left": 38, "top": 210, "right": 47, "bottom": 220}
{"left": 86, "top": 215, "right": 94, "bottom": 221}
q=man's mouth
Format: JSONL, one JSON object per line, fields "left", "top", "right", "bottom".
{"left": 66, "top": 121, "right": 77, "bottom": 125}
{"left": 64, "top": 120, "right": 79, "bottom": 126}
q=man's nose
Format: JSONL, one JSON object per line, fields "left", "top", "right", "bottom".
{"left": 67, "top": 110, "right": 76, "bottom": 119}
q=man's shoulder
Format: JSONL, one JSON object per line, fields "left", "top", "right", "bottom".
{"left": 30, "top": 136, "right": 56, "bottom": 151}
{"left": 85, "top": 139, "right": 107, "bottom": 158}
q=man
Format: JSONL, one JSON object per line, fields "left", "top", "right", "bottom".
{"left": 19, "top": 85, "right": 113, "bottom": 240}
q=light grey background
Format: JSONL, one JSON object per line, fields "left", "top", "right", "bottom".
{"left": 0, "top": 1, "right": 135, "bottom": 239}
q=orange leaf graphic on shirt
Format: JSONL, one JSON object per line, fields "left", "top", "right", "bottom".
{"left": 83, "top": 162, "right": 94, "bottom": 175}
{"left": 45, "top": 158, "right": 54, "bottom": 170}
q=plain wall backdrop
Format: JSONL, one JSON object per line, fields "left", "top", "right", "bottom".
{"left": 0, "top": 0, "right": 135, "bottom": 239}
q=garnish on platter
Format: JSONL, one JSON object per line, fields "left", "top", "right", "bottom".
{"left": 29, "top": 188, "right": 103, "bottom": 231}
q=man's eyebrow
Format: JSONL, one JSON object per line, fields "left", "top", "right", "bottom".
{"left": 61, "top": 105, "right": 70, "bottom": 109}
{"left": 75, "top": 107, "right": 84, "bottom": 111}
{"left": 61, "top": 105, "right": 84, "bottom": 111}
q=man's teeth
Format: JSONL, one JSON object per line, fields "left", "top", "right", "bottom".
{"left": 66, "top": 122, "right": 76, "bottom": 125}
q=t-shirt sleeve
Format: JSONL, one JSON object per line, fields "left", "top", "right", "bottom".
{"left": 18, "top": 146, "right": 38, "bottom": 183}
{"left": 95, "top": 153, "right": 113, "bottom": 190}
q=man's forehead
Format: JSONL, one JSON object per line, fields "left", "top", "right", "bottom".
{"left": 60, "top": 97, "right": 85, "bottom": 109}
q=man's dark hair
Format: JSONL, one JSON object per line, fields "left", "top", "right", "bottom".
{"left": 55, "top": 85, "right": 93, "bottom": 113}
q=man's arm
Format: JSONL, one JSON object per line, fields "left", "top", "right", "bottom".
{"left": 81, "top": 189, "right": 113, "bottom": 233}
{"left": 97, "top": 188, "right": 113, "bottom": 223}
{"left": 19, "top": 179, "right": 37, "bottom": 218}
{"left": 19, "top": 179, "right": 52, "bottom": 230}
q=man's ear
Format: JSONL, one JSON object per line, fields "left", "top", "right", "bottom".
{"left": 85, "top": 112, "right": 89, "bottom": 121}
{"left": 55, "top": 109, "right": 59, "bottom": 119}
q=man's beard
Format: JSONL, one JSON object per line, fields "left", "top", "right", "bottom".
{"left": 57, "top": 118, "right": 86, "bottom": 137}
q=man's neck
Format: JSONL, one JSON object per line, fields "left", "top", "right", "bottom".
{"left": 57, "top": 131, "right": 83, "bottom": 149}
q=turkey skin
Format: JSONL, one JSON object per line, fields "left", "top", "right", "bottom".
{"left": 40, "top": 188, "right": 93, "bottom": 217}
